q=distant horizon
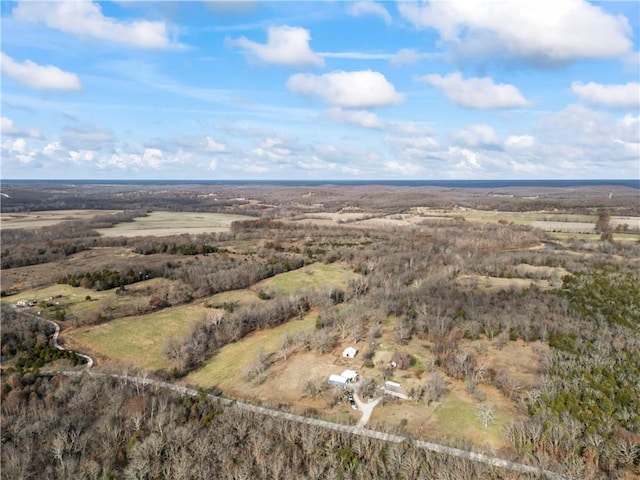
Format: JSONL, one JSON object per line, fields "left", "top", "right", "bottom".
{"left": 2, "top": 178, "right": 639, "bottom": 189}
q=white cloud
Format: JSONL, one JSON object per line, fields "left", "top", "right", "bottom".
{"left": 2, "top": 137, "right": 27, "bottom": 154}
{"left": 571, "top": 81, "right": 640, "bottom": 109}
{"left": 44, "top": 142, "right": 63, "bottom": 156}
{"left": 385, "top": 135, "right": 439, "bottom": 159}
{"left": 13, "top": 0, "right": 171, "bottom": 49}
{"left": 205, "top": 136, "right": 228, "bottom": 153}
{"left": 1, "top": 52, "right": 81, "bottom": 91}
{"left": 318, "top": 51, "right": 391, "bottom": 60}
{"left": 419, "top": 72, "right": 530, "bottom": 110}
{"left": 230, "top": 25, "right": 324, "bottom": 67}
{"left": 451, "top": 124, "right": 502, "bottom": 148}
{"left": 529, "top": 104, "right": 640, "bottom": 174}
{"left": 347, "top": 1, "right": 392, "bottom": 25}
{"left": 385, "top": 160, "right": 423, "bottom": 175}
{"left": 398, "top": 0, "right": 632, "bottom": 64}
{"left": 1, "top": 137, "right": 39, "bottom": 165}
{"left": 252, "top": 137, "right": 294, "bottom": 161}
{"left": 1, "top": 116, "right": 41, "bottom": 138}
{"left": 68, "top": 149, "right": 96, "bottom": 164}
{"left": 103, "top": 147, "right": 166, "bottom": 170}
{"left": 505, "top": 135, "right": 535, "bottom": 149}
{"left": 323, "top": 107, "right": 383, "bottom": 129}
{"left": 287, "top": 70, "right": 404, "bottom": 108}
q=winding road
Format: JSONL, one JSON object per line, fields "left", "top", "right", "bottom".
{"left": 34, "top": 313, "right": 570, "bottom": 480}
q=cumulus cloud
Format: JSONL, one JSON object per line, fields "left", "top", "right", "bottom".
{"left": 419, "top": 72, "right": 530, "bottom": 109}
{"left": 1, "top": 137, "right": 40, "bottom": 165}
{"left": 323, "top": 107, "right": 383, "bottom": 128}
{"left": 12, "top": 0, "right": 171, "bottom": 49}
{"left": 1, "top": 116, "right": 41, "bottom": 138}
{"left": 347, "top": 1, "right": 392, "bottom": 25}
{"left": 398, "top": 0, "right": 632, "bottom": 64}
{"left": 451, "top": 124, "right": 502, "bottom": 148}
{"left": 571, "top": 81, "right": 640, "bottom": 109}
{"left": 287, "top": 70, "right": 404, "bottom": 108}
{"left": 230, "top": 25, "right": 324, "bottom": 67}
{"left": 251, "top": 137, "right": 296, "bottom": 161}
{"left": 1, "top": 52, "right": 81, "bottom": 91}
{"left": 101, "top": 148, "right": 166, "bottom": 170}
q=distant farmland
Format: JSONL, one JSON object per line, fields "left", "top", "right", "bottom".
{"left": 96, "top": 211, "right": 254, "bottom": 237}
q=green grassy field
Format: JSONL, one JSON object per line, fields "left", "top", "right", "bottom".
{"left": 434, "top": 392, "right": 509, "bottom": 448}
{"left": 66, "top": 303, "right": 209, "bottom": 370}
{"left": 205, "top": 289, "right": 261, "bottom": 307}
{"left": 95, "top": 211, "right": 254, "bottom": 237}
{"left": 185, "top": 313, "right": 316, "bottom": 387}
{"left": 256, "top": 262, "right": 357, "bottom": 295}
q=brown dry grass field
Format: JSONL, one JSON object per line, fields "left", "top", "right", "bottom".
{"left": 95, "top": 211, "right": 254, "bottom": 237}
{"left": 0, "top": 210, "right": 122, "bottom": 230}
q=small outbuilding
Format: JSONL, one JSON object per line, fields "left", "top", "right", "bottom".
{"left": 342, "top": 347, "right": 358, "bottom": 358}
{"left": 328, "top": 374, "right": 349, "bottom": 388}
{"left": 384, "top": 381, "right": 409, "bottom": 400}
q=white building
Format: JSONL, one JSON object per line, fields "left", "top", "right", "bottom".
{"left": 328, "top": 374, "right": 349, "bottom": 388}
{"left": 384, "top": 381, "right": 409, "bottom": 400}
{"left": 342, "top": 347, "right": 358, "bottom": 358}
{"left": 340, "top": 369, "right": 358, "bottom": 383}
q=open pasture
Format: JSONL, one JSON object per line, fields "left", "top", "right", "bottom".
{"left": 184, "top": 313, "right": 317, "bottom": 389}
{"left": 255, "top": 262, "right": 357, "bottom": 296}
{"left": 65, "top": 302, "right": 209, "bottom": 370}
{"left": 95, "top": 211, "right": 254, "bottom": 237}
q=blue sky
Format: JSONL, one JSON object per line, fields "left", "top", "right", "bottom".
{"left": 1, "top": 0, "right": 639, "bottom": 180}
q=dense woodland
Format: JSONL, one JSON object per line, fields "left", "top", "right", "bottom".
{"left": 1, "top": 183, "right": 639, "bottom": 479}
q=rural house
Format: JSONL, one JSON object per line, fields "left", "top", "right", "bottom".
{"left": 328, "top": 374, "right": 349, "bottom": 388}
{"left": 340, "top": 369, "right": 358, "bottom": 383}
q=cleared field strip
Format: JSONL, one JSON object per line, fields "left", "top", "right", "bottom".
{"left": 531, "top": 221, "right": 595, "bottom": 234}
{"left": 256, "top": 262, "right": 357, "bottom": 295}
{"left": 185, "top": 314, "right": 316, "bottom": 387}
{"left": 0, "top": 209, "right": 122, "bottom": 230}
{"left": 96, "top": 211, "right": 254, "bottom": 237}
